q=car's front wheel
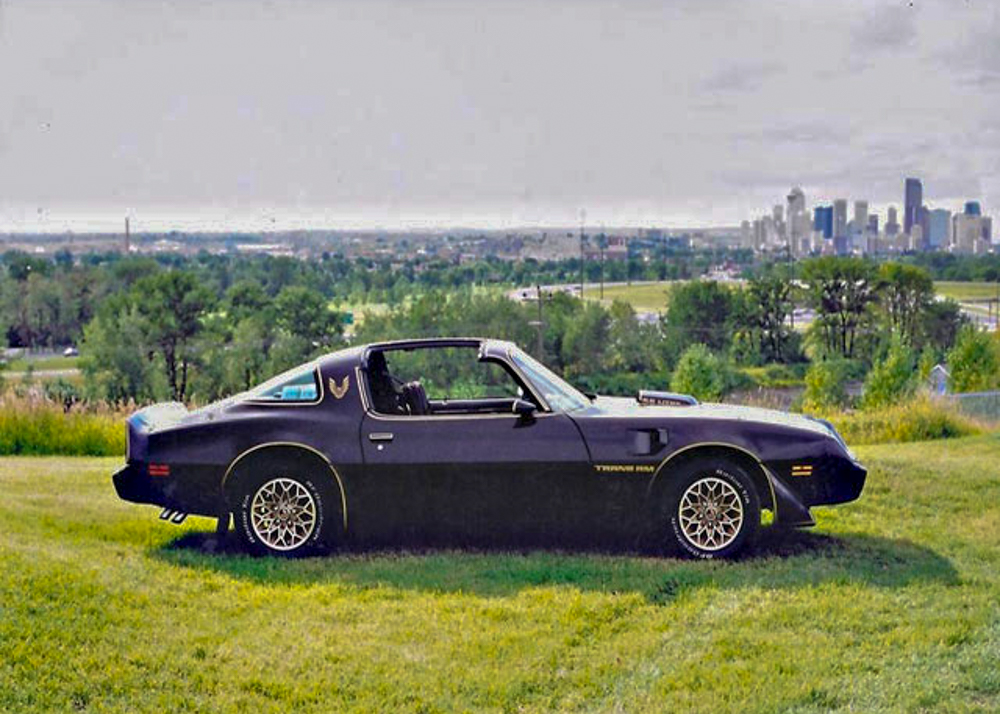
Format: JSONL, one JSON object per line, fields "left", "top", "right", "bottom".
{"left": 662, "top": 457, "right": 760, "bottom": 559}
{"left": 234, "top": 468, "right": 334, "bottom": 557}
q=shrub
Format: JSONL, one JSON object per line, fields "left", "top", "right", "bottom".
{"left": 0, "top": 395, "right": 126, "bottom": 456}
{"left": 671, "top": 344, "right": 730, "bottom": 401}
{"left": 802, "top": 359, "right": 850, "bottom": 412}
{"left": 947, "top": 325, "right": 1000, "bottom": 393}
{"left": 861, "top": 336, "right": 916, "bottom": 410}
{"left": 828, "top": 395, "right": 982, "bottom": 445}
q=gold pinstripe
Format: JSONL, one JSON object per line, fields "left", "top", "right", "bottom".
{"left": 221, "top": 441, "right": 348, "bottom": 531}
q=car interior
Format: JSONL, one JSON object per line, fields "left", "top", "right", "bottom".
{"left": 365, "top": 347, "right": 537, "bottom": 417}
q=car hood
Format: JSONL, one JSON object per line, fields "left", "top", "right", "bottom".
{"left": 584, "top": 396, "right": 833, "bottom": 437}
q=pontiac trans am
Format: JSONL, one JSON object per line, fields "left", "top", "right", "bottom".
{"left": 113, "top": 338, "right": 866, "bottom": 559}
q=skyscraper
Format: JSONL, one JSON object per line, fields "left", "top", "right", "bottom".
{"left": 964, "top": 201, "right": 982, "bottom": 216}
{"left": 853, "top": 200, "right": 869, "bottom": 228}
{"left": 927, "top": 209, "right": 951, "bottom": 249}
{"left": 886, "top": 206, "right": 900, "bottom": 236}
{"left": 813, "top": 206, "right": 833, "bottom": 239}
{"left": 833, "top": 199, "right": 848, "bottom": 239}
{"left": 904, "top": 178, "right": 922, "bottom": 235}
{"left": 787, "top": 187, "right": 806, "bottom": 255}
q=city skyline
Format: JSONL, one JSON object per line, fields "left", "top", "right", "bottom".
{"left": 742, "top": 175, "right": 993, "bottom": 256}
{"left": 2, "top": 0, "right": 999, "bottom": 234}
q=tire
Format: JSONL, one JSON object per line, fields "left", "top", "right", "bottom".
{"left": 232, "top": 461, "right": 337, "bottom": 557}
{"left": 661, "top": 457, "right": 760, "bottom": 560}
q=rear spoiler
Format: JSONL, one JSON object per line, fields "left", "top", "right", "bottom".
{"left": 636, "top": 390, "right": 699, "bottom": 407}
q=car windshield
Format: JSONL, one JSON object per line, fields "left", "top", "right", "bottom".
{"left": 509, "top": 347, "right": 590, "bottom": 413}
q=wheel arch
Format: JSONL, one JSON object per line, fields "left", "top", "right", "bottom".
{"left": 221, "top": 442, "right": 348, "bottom": 531}
{"left": 646, "top": 442, "right": 777, "bottom": 514}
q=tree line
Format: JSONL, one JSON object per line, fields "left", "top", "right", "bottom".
{"left": 1, "top": 248, "right": 998, "bottom": 407}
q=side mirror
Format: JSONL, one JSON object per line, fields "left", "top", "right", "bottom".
{"left": 512, "top": 398, "right": 537, "bottom": 419}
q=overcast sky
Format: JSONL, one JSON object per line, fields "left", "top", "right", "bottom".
{"left": 1, "top": 0, "right": 997, "bottom": 233}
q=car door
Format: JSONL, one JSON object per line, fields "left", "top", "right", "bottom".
{"left": 355, "top": 343, "right": 596, "bottom": 546}
{"left": 359, "top": 408, "right": 593, "bottom": 546}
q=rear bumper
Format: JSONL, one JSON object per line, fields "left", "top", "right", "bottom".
{"left": 112, "top": 463, "right": 163, "bottom": 506}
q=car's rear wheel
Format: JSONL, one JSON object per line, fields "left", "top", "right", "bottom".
{"left": 233, "top": 467, "right": 335, "bottom": 557}
{"left": 662, "top": 457, "right": 760, "bottom": 559}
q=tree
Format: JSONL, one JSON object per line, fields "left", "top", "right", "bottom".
{"left": 606, "top": 299, "right": 661, "bottom": 373}
{"left": 947, "top": 325, "right": 1000, "bottom": 393}
{"left": 133, "top": 271, "right": 215, "bottom": 401}
{"left": 878, "top": 262, "right": 934, "bottom": 345}
{"left": 801, "top": 256, "right": 878, "bottom": 359}
{"left": 561, "top": 302, "right": 610, "bottom": 377}
{"left": 861, "top": 335, "right": 916, "bottom": 410}
{"left": 670, "top": 344, "right": 729, "bottom": 401}
{"left": 741, "top": 273, "right": 797, "bottom": 363}
{"left": 225, "top": 280, "right": 272, "bottom": 323}
{"left": 662, "top": 280, "right": 736, "bottom": 362}
{"left": 80, "top": 305, "right": 167, "bottom": 403}
{"left": 916, "top": 298, "right": 966, "bottom": 353}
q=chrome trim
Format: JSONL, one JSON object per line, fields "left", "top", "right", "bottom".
{"left": 221, "top": 441, "right": 348, "bottom": 530}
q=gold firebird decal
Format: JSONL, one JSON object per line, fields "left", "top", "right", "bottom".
{"left": 329, "top": 375, "right": 350, "bottom": 399}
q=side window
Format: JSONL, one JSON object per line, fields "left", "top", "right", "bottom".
{"left": 366, "top": 346, "right": 530, "bottom": 416}
{"left": 249, "top": 366, "right": 320, "bottom": 403}
{"left": 383, "top": 348, "right": 520, "bottom": 400}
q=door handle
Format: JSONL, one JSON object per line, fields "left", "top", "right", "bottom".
{"left": 368, "top": 432, "right": 394, "bottom": 443}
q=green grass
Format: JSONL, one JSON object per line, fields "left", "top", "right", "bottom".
{"left": 2, "top": 355, "right": 80, "bottom": 372}
{"left": 581, "top": 281, "right": 679, "bottom": 311}
{"left": 934, "top": 281, "right": 1000, "bottom": 302}
{"left": 3, "top": 436, "right": 1000, "bottom": 712}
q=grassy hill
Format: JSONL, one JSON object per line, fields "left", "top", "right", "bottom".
{"left": 2, "top": 436, "right": 999, "bottom": 712}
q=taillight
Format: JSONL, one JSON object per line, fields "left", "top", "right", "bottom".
{"left": 148, "top": 464, "right": 170, "bottom": 477}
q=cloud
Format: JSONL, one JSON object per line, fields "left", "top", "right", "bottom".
{"left": 850, "top": 4, "right": 919, "bottom": 53}
{"left": 698, "top": 61, "right": 783, "bottom": 93}
{"left": 935, "top": 22, "right": 1000, "bottom": 88}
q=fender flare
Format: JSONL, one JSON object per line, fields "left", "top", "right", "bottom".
{"left": 221, "top": 442, "right": 348, "bottom": 531}
{"left": 645, "top": 441, "right": 814, "bottom": 527}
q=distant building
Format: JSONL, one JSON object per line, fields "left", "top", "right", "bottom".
{"left": 867, "top": 214, "right": 879, "bottom": 235}
{"left": 983, "top": 216, "right": 993, "bottom": 243}
{"left": 904, "top": 178, "right": 923, "bottom": 235}
{"left": 885, "top": 205, "right": 900, "bottom": 236}
{"left": 787, "top": 187, "right": 808, "bottom": 256}
{"left": 740, "top": 220, "right": 751, "bottom": 248}
{"left": 813, "top": 205, "right": 833, "bottom": 239}
{"left": 833, "top": 199, "right": 848, "bottom": 240}
{"left": 964, "top": 201, "right": 982, "bottom": 216}
{"left": 953, "top": 213, "right": 985, "bottom": 253}
{"left": 851, "top": 201, "right": 869, "bottom": 251}
{"left": 927, "top": 209, "right": 951, "bottom": 249}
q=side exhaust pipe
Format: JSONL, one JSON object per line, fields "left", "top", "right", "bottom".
{"left": 158, "top": 508, "right": 188, "bottom": 524}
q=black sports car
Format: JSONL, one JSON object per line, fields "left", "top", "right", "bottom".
{"left": 113, "top": 338, "right": 866, "bottom": 559}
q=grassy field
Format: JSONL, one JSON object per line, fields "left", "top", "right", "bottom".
{"left": 2, "top": 437, "right": 999, "bottom": 712}
{"left": 572, "top": 279, "right": 998, "bottom": 313}
{"left": 934, "top": 281, "right": 1000, "bottom": 302}
{"left": 581, "top": 281, "right": 679, "bottom": 311}
{"left": 2, "top": 354, "right": 80, "bottom": 372}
